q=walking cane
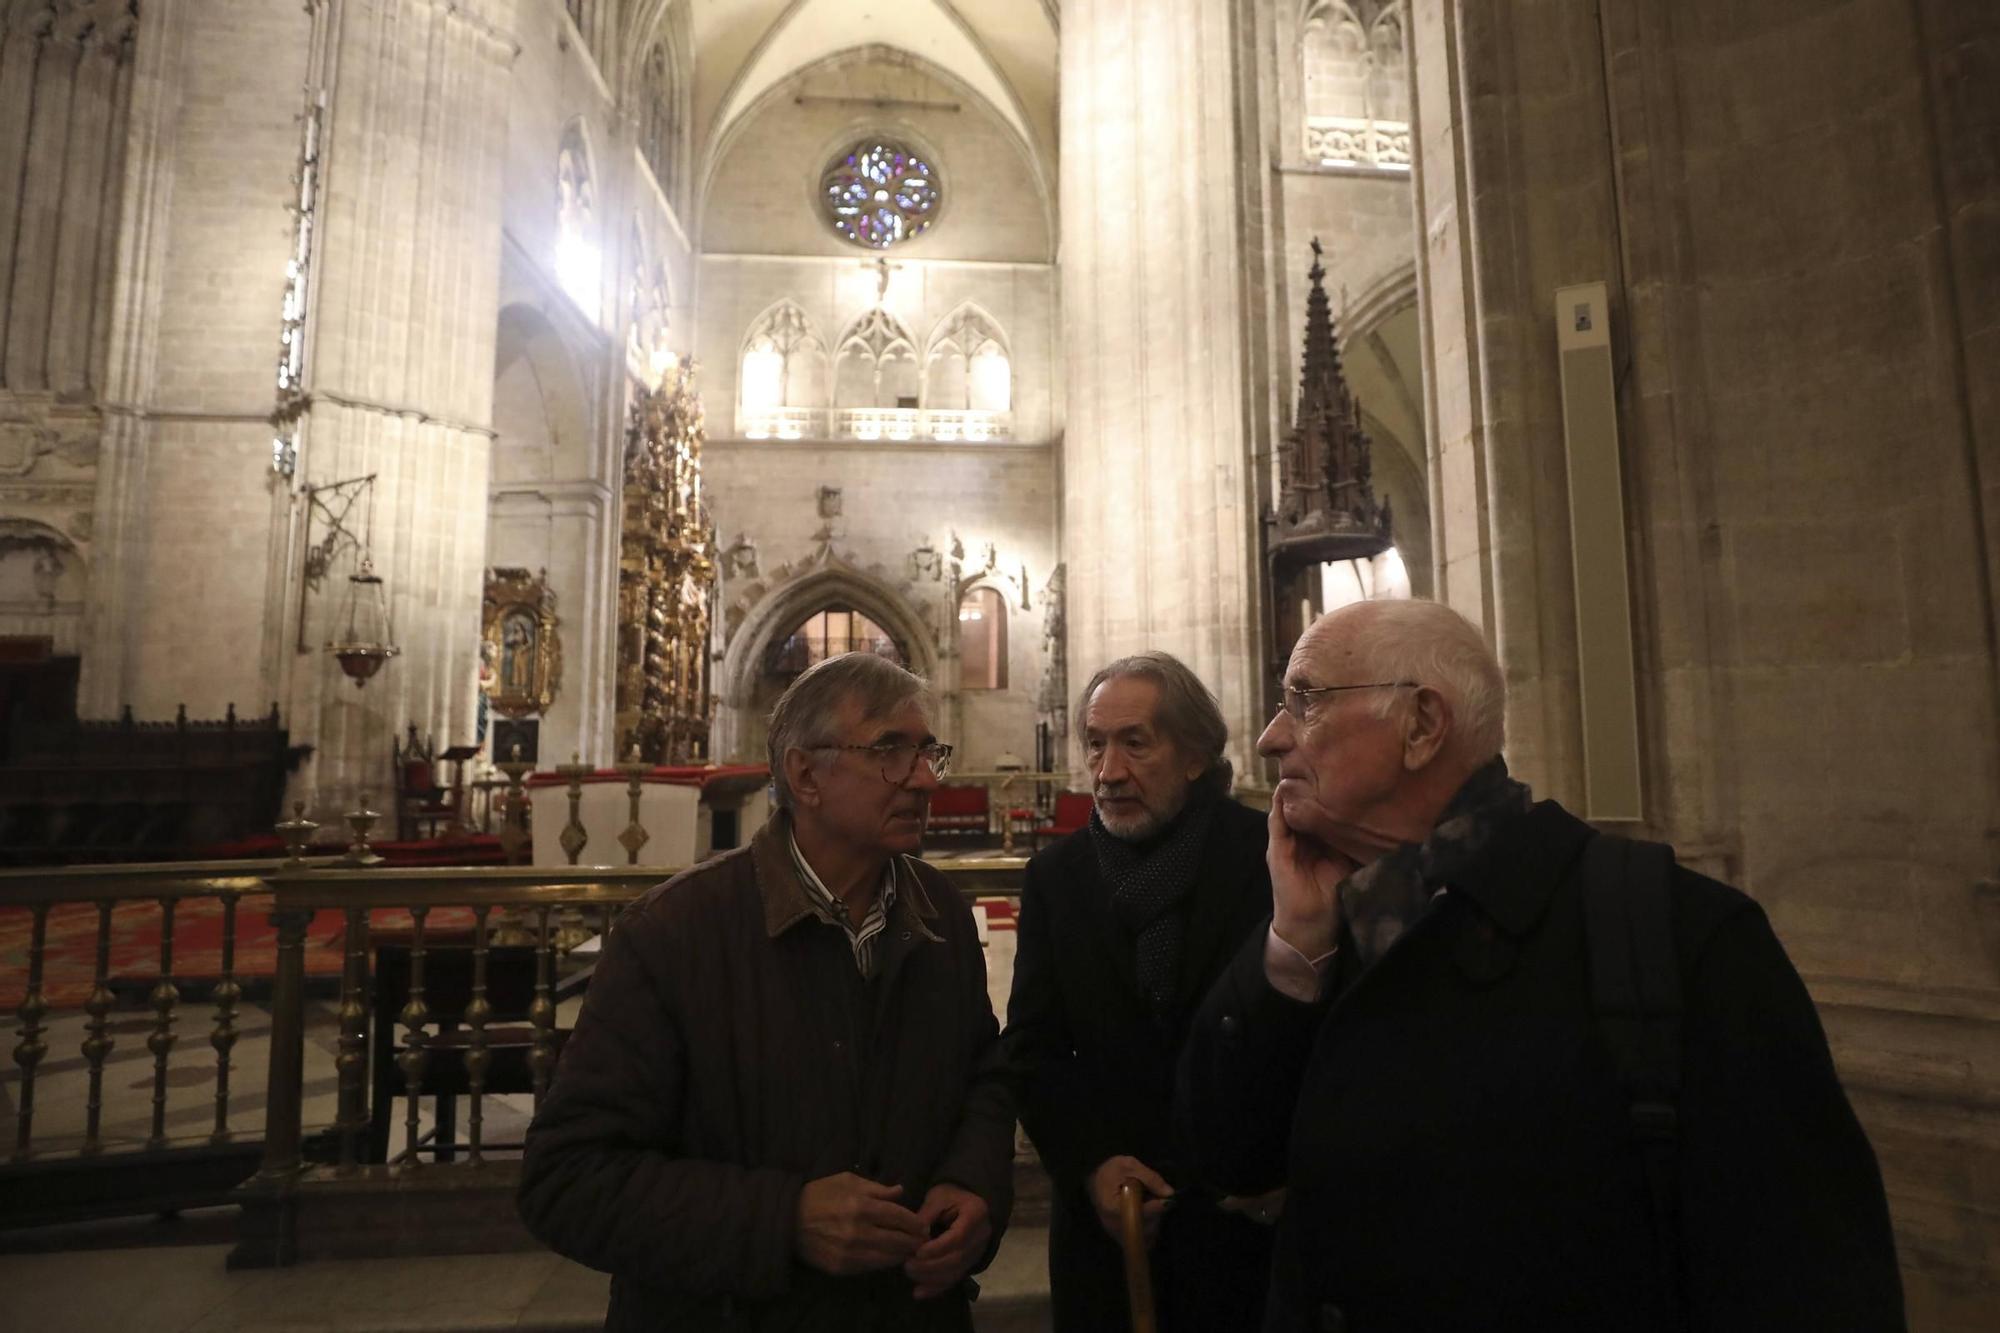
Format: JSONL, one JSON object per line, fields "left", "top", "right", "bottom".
{"left": 1117, "top": 1179, "right": 1159, "bottom": 1333}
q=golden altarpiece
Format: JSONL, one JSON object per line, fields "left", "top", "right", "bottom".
{"left": 616, "top": 367, "right": 716, "bottom": 762}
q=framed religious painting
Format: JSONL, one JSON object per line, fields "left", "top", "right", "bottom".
{"left": 482, "top": 566, "right": 562, "bottom": 719}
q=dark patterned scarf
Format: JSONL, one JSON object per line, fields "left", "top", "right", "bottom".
{"left": 1339, "top": 757, "right": 1532, "bottom": 968}
{"left": 1090, "top": 794, "right": 1216, "bottom": 1018}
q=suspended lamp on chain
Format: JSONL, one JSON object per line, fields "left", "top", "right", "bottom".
{"left": 328, "top": 553, "right": 399, "bottom": 685}
{"left": 319, "top": 474, "right": 399, "bottom": 686}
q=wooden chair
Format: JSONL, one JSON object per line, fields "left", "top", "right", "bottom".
{"left": 367, "top": 939, "right": 571, "bottom": 1163}
{"left": 391, "top": 724, "right": 454, "bottom": 841}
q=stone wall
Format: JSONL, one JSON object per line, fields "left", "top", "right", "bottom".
{"left": 1408, "top": 0, "right": 2000, "bottom": 1323}
{"left": 700, "top": 49, "right": 1051, "bottom": 265}
{"left": 696, "top": 46, "right": 1060, "bottom": 769}
{"left": 700, "top": 438, "right": 1058, "bottom": 769}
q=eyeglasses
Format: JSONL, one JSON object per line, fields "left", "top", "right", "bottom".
{"left": 1275, "top": 681, "right": 1418, "bottom": 723}
{"left": 810, "top": 740, "right": 955, "bottom": 784}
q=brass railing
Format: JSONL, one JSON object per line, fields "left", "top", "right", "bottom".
{"left": 1, "top": 778, "right": 1026, "bottom": 1262}
{"left": 4, "top": 856, "right": 342, "bottom": 1163}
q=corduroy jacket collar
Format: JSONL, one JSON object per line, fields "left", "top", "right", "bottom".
{"left": 749, "top": 810, "right": 942, "bottom": 943}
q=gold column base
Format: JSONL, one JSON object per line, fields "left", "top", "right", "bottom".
{"left": 488, "top": 908, "right": 535, "bottom": 948}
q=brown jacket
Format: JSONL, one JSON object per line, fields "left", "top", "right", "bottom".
{"left": 518, "top": 814, "right": 1015, "bottom": 1331}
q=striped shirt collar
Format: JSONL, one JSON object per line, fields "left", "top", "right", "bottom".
{"left": 787, "top": 826, "right": 900, "bottom": 978}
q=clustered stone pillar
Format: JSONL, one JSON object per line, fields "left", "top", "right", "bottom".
{"left": 1058, "top": 0, "right": 1269, "bottom": 766}
{"left": 0, "top": 0, "right": 137, "bottom": 397}
{"left": 287, "top": 0, "right": 517, "bottom": 816}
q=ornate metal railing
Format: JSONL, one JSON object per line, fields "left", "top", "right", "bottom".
{"left": 738, "top": 407, "right": 1015, "bottom": 443}
{"left": 1, "top": 778, "right": 1026, "bottom": 1261}
{"left": 739, "top": 405, "right": 823, "bottom": 439}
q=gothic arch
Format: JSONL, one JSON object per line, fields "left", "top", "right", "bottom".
{"left": 1341, "top": 284, "right": 1431, "bottom": 598}
{"left": 556, "top": 119, "right": 598, "bottom": 231}
{"left": 833, "top": 307, "right": 920, "bottom": 409}
{"left": 738, "top": 299, "right": 830, "bottom": 433}
{"left": 1301, "top": 0, "right": 1410, "bottom": 159}
{"left": 492, "top": 302, "right": 595, "bottom": 483}
{"left": 924, "top": 302, "right": 1011, "bottom": 413}
{"left": 627, "top": 218, "right": 675, "bottom": 385}
{"left": 714, "top": 561, "right": 940, "bottom": 761}
{"left": 0, "top": 518, "right": 87, "bottom": 654}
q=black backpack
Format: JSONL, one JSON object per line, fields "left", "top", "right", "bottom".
{"left": 1583, "top": 833, "right": 1685, "bottom": 1323}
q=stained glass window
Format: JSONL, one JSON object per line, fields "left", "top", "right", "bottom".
{"left": 821, "top": 140, "right": 940, "bottom": 249}
{"left": 767, "top": 607, "right": 905, "bottom": 677}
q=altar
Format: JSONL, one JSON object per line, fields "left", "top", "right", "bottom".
{"left": 523, "top": 764, "right": 770, "bottom": 870}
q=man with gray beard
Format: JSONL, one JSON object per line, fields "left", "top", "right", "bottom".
{"left": 1004, "top": 652, "right": 1278, "bottom": 1331}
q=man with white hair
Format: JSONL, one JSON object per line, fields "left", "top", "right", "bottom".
{"left": 1178, "top": 598, "right": 1904, "bottom": 1332}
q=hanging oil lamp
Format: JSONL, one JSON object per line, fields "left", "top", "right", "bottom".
{"left": 327, "top": 552, "right": 399, "bottom": 686}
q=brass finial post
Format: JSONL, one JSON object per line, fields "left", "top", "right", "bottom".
{"left": 495, "top": 744, "right": 535, "bottom": 866}
{"left": 615, "top": 744, "right": 650, "bottom": 865}
{"left": 339, "top": 794, "right": 384, "bottom": 867}
{"left": 12, "top": 903, "right": 50, "bottom": 1160}
{"left": 554, "top": 751, "right": 590, "bottom": 865}
{"left": 276, "top": 802, "right": 319, "bottom": 870}
{"left": 550, "top": 752, "right": 596, "bottom": 952}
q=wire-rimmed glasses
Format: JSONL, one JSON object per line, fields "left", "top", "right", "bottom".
{"left": 1275, "top": 681, "right": 1418, "bottom": 723}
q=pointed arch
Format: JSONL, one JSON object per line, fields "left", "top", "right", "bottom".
{"left": 635, "top": 19, "right": 691, "bottom": 213}
{"left": 833, "top": 308, "right": 921, "bottom": 427}
{"left": 738, "top": 299, "right": 829, "bottom": 438}
{"left": 924, "top": 302, "right": 1011, "bottom": 416}
{"left": 1301, "top": 0, "right": 1409, "bottom": 166}
{"left": 556, "top": 120, "right": 603, "bottom": 317}
{"left": 626, "top": 218, "right": 676, "bottom": 387}
{"left": 714, "top": 563, "right": 941, "bottom": 762}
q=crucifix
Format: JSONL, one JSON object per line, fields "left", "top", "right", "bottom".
{"left": 859, "top": 256, "right": 903, "bottom": 306}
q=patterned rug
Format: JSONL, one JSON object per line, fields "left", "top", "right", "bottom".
{"left": 0, "top": 898, "right": 478, "bottom": 1011}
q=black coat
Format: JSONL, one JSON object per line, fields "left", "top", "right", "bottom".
{"left": 1006, "top": 796, "right": 1277, "bottom": 1331}
{"left": 1177, "top": 799, "right": 1904, "bottom": 1333}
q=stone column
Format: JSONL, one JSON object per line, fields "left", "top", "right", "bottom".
{"left": 1059, "top": 0, "right": 1273, "bottom": 769}
{"left": 285, "top": 0, "right": 518, "bottom": 816}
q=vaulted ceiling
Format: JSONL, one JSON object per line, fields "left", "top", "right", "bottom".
{"left": 679, "top": 0, "right": 1058, "bottom": 191}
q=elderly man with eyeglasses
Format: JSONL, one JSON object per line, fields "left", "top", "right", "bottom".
{"left": 1177, "top": 598, "right": 1904, "bottom": 1333}
{"left": 521, "top": 652, "right": 1014, "bottom": 1333}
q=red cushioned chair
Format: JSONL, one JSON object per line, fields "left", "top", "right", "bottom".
{"left": 927, "top": 784, "right": 991, "bottom": 838}
{"left": 1041, "top": 790, "right": 1094, "bottom": 842}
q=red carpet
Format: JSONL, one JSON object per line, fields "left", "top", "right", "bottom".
{"left": 0, "top": 898, "right": 478, "bottom": 1011}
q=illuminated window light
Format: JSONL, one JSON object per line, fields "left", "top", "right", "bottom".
{"left": 556, "top": 233, "right": 600, "bottom": 317}
{"left": 740, "top": 346, "right": 784, "bottom": 416}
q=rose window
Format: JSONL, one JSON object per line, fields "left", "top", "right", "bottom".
{"left": 820, "top": 140, "right": 940, "bottom": 249}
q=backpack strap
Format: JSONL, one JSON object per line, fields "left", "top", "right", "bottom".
{"left": 1584, "top": 833, "right": 1685, "bottom": 1324}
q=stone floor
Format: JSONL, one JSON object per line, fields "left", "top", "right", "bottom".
{"left": 0, "top": 1209, "right": 1052, "bottom": 1331}
{"left": 2, "top": 975, "right": 1054, "bottom": 1329}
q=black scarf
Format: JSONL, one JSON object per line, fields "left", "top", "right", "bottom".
{"left": 1089, "top": 794, "right": 1215, "bottom": 1019}
{"left": 1339, "top": 756, "right": 1532, "bottom": 968}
